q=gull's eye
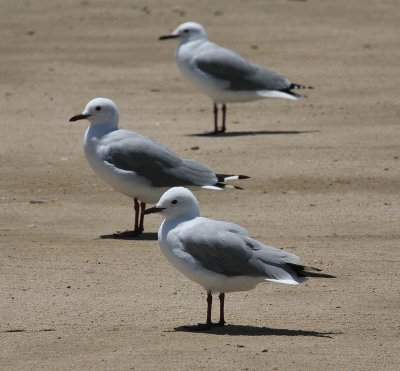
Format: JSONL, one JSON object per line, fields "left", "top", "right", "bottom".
{"left": 183, "top": 29, "right": 189, "bottom": 33}
{"left": 171, "top": 200, "right": 178, "bottom": 204}
{"left": 95, "top": 106, "right": 101, "bottom": 111}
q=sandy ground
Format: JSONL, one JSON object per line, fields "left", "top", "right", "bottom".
{"left": 1, "top": 0, "right": 399, "bottom": 369}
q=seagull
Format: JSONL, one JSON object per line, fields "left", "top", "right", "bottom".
{"left": 145, "top": 187, "right": 335, "bottom": 329}
{"left": 159, "top": 21, "right": 312, "bottom": 134}
{"left": 69, "top": 98, "right": 249, "bottom": 238}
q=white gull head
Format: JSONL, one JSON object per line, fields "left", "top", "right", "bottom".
{"left": 69, "top": 97, "right": 119, "bottom": 127}
{"left": 159, "top": 22, "right": 207, "bottom": 44}
{"left": 149, "top": 187, "right": 201, "bottom": 220}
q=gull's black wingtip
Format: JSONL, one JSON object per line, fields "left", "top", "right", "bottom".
{"left": 289, "top": 263, "right": 336, "bottom": 278}
{"left": 290, "top": 83, "right": 314, "bottom": 90}
{"left": 216, "top": 174, "right": 251, "bottom": 182}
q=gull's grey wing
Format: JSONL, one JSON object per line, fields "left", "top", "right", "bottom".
{"left": 195, "top": 42, "right": 292, "bottom": 92}
{"left": 180, "top": 218, "right": 300, "bottom": 279}
{"left": 103, "top": 131, "right": 217, "bottom": 187}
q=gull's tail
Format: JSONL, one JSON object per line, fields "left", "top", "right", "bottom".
{"left": 214, "top": 182, "right": 243, "bottom": 190}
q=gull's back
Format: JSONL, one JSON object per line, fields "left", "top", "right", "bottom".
{"left": 161, "top": 216, "right": 303, "bottom": 292}
{"left": 176, "top": 39, "right": 293, "bottom": 102}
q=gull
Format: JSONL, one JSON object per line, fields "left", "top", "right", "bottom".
{"left": 145, "top": 187, "right": 335, "bottom": 329}
{"left": 159, "top": 21, "right": 312, "bottom": 134}
{"left": 69, "top": 98, "right": 248, "bottom": 238}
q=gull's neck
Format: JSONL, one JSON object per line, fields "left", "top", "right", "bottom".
{"left": 164, "top": 210, "right": 200, "bottom": 230}
{"left": 86, "top": 120, "right": 119, "bottom": 139}
{"left": 177, "top": 38, "right": 206, "bottom": 54}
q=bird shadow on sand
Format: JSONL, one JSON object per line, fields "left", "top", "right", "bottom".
{"left": 186, "top": 130, "right": 320, "bottom": 138}
{"left": 98, "top": 232, "right": 158, "bottom": 241}
{"left": 174, "top": 324, "right": 336, "bottom": 338}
